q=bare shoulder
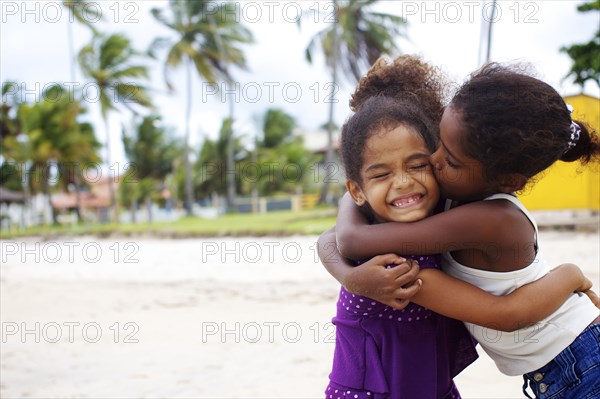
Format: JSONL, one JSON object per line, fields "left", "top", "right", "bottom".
{"left": 474, "top": 199, "right": 534, "bottom": 241}
{"left": 442, "top": 200, "right": 532, "bottom": 240}
{"left": 482, "top": 198, "right": 532, "bottom": 224}
{"left": 439, "top": 199, "right": 519, "bottom": 222}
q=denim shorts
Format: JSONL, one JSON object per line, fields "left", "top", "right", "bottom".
{"left": 522, "top": 322, "right": 600, "bottom": 399}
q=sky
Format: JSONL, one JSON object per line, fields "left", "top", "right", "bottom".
{"left": 1, "top": 0, "right": 599, "bottom": 168}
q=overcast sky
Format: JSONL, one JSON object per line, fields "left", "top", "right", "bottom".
{"left": 1, "top": 1, "right": 599, "bottom": 167}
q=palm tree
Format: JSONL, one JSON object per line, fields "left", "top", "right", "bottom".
{"left": 59, "top": 120, "right": 100, "bottom": 223}
{"left": 78, "top": 33, "right": 152, "bottom": 222}
{"left": 62, "top": 0, "right": 103, "bottom": 82}
{"left": 6, "top": 85, "right": 100, "bottom": 225}
{"left": 122, "top": 115, "right": 181, "bottom": 222}
{"left": 300, "top": 0, "right": 406, "bottom": 203}
{"left": 195, "top": 117, "right": 245, "bottom": 201}
{"left": 1, "top": 82, "right": 29, "bottom": 226}
{"left": 1, "top": 81, "right": 22, "bottom": 140}
{"left": 60, "top": 1, "right": 103, "bottom": 221}
{"left": 255, "top": 108, "right": 316, "bottom": 196}
{"left": 150, "top": 0, "right": 253, "bottom": 215}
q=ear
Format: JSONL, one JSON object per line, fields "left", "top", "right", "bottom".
{"left": 496, "top": 173, "right": 528, "bottom": 193}
{"left": 346, "top": 180, "right": 367, "bottom": 206}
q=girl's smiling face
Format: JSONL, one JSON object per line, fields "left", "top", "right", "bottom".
{"left": 431, "top": 106, "right": 498, "bottom": 202}
{"left": 347, "top": 124, "right": 440, "bottom": 223}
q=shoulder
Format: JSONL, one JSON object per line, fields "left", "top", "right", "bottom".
{"left": 472, "top": 198, "right": 532, "bottom": 241}
{"left": 441, "top": 199, "right": 529, "bottom": 239}
{"left": 479, "top": 197, "right": 530, "bottom": 224}
{"left": 435, "top": 199, "right": 511, "bottom": 222}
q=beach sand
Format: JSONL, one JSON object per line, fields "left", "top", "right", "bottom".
{"left": 1, "top": 231, "right": 598, "bottom": 398}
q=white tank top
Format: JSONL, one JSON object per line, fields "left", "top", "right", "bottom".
{"left": 442, "top": 193, "right": 599, "bottom": 376}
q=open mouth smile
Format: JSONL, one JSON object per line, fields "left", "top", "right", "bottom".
{"left": 390, "top": 194, "right": 423, "bottom": 209}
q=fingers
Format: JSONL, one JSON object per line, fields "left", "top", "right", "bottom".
{"left": 392, "top": 259, "right": 420, "bottom": 285}
{"left": 393, "top": 278, "right": 422, "bottom": 298}
{"left": 387, "top": 262, "right": 410, "bottom": 275}
{"left": 583, "top": 290, "right": 600, "bottom": 309}
{"left": 370, "top": 253, "right": 406, "bottom": 266}
{"left": 351, "top": 255, "right": 421, "bottom": 309}
{"left": 580, "top": 277, "right": 593, "bottom": 292}
{"left": 390, "top": 298, "right": 411, "bottom": 310}
{"left": 366, "top": 279, "right": 422, "bottom": 311}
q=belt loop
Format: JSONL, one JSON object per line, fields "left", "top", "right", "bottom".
{"left": 554, "top": 344, "right": 579, "bottom": 387}
{"left": 522, "top": 375, "right": 535, "bottom": 399}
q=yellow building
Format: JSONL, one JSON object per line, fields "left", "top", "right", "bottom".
{"left": 518, "top": 94, "right": 599, "bottom": 210}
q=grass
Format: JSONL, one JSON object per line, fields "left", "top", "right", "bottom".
{"left": 0, "top": 207, "right": 338, "bottom": 239}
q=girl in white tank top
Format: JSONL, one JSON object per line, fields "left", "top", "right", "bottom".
{"left": 323, "top": 61, "right": 600, "bottom": 398}
{"left": 443, "top": 194, "right": 598, "bottom": 377}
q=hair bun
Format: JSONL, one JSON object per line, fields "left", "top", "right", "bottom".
{"left": 559, "top": 118, "right": 600, "bottom": 165}
{"left": 350, "top": 55, "right": 446, "bottom": 125}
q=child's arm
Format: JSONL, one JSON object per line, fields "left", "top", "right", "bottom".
{"left": 319, "top": 226, "right": 596, "bottom": 331}
{"left": 318, "top": 227, "right": 422, "bottom": 310}
{"left": 413, "top": 265, "right": 596, "bottom": 332}
{"left": 335, "top": 192, "right": 517, "bottom": 260}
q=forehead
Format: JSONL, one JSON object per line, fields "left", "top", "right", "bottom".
{"left": 439, "top": 107, "right": 469, "bottom": 155}
{"left": 440, "top": 106, "right": 462, "bottom": 135}
{"left": 365, "top": 124, "right": 427, "bottom": 151}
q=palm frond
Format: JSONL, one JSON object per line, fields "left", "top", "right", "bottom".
{"left": 112, "top": 65, "right": 149, "bottom": 80}
{"left": 151, "top": 7, "right": 175, "bottom": 29}
{"left": 2, "top": 81, "right": 18, "bottom": 98}
{"left": 114, "top": 83, "right": 153, "bottom": 110}
{"left": 148, "top": 37, "right": 172, "bottom": 59}
{"left": 301, "top": 0, "right": 407, "bottom": 85}
{"left": 62, "top": 0, "right": 103, "bottom": 32}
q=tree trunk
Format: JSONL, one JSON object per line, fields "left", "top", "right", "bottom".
{"left": 63, "top": 161, "right": 83, "bottom": 223}
{"left": 485, "top": 0, "right": 498, "bottom": 64}
{"left": 183, "top": 58, "right": 194, "bottom": 216}
{"left": 20, "top": 162, "right": 32, "bottom": 229}
{"left": 43, "top": 162, "right": 59, "bottom": 225}
{"left": 130, "top": 201, "right": 137, "bottom": 224}
{"left": 145, "top": 196, "right": 153, "bottom": 223}
{"left": 67, "top": 17, "right": 76, "bottom": 82}
{"left": 226, "top": 81, "right": 236, "bottom": 211}
{"left": 318, "top": 11, "right": 339, "bottom": 205}
{"left": 251, "top": 138, "right": 258, "bottom": 213}
{"left": 73, "top": 163, "right": 83, "bottom": 223}
{"left": 66, "top": 22, "right": 84, "bottom": 223}
{"left": 102, "top": 115, "right": 118, "bottom": 223}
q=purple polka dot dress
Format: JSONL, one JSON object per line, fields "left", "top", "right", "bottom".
{"left": 325, "top": 255, "right": 478, "bottom": 399}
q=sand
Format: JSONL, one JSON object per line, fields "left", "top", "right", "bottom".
{"left": 1, "top": 231, "right": 598, "bottom": 398}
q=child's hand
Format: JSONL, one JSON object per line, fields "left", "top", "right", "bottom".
{"left": 551, "top": 263, "right": 599, "bottom": 308}
{"left": 575, "top": 272, "right": 600, "bottom": 308}
{"left": 583, "top": 289, "right": 600, "bottom": 309}
{"left": 344, "top": 254, "right": 421, "bottom": 310}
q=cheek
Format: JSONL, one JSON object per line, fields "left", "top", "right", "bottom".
{"left": 430, "top": 150, "right": 443, "bottom": 170}
{"left": 433, "top": 170, "right": 456, "bottom": 195}
{"left": 427, "top": 176, "right": 440, "bottom": 196}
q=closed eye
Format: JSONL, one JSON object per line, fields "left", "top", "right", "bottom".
{"left": 445, "top": 157, "right": 459, "bottom": 169}
{"left": 371, "top": 172, "right": 390, "bottom": 179}
{"left": 407, "top": 163, "right": 430, "bottom": 171}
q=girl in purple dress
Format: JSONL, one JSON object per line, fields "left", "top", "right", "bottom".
{"left": 323, "top": 56, "right": 595, "bottom": 399}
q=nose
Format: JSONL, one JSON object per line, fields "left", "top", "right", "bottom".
{"left": 392, "top": 170, "right": 412, "bottom": 189}
{"left": 430, "top": 148, "right": 442, "bottom": 171}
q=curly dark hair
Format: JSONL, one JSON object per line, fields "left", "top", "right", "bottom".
{"left": 450, "top": 63, "right": 600, "bottom": 182}
{"left": 341, "top": 55, "right": 446, "bottom": 185}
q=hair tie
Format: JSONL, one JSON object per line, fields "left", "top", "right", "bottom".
{"left": 564, "top": 103, "right": 581, "bottom": 153}
{"left": 566, "top": 103, "right": 574, "bottom": 114}
{"left": 566, "top": 121, "right": 581, "bottom": 152}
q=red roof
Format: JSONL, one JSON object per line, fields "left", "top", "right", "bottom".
{"left": 51, "top": 191, "right": 110, "bottom": 210}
